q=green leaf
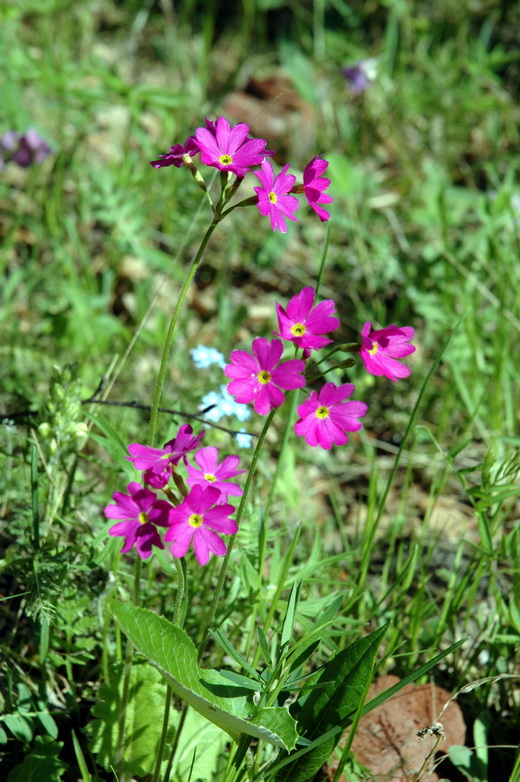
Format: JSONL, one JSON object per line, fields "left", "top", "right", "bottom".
{"left": 281, "top": 581, "right": 301, "bottom": 649}
{"left": 89, "top": 660, "right": 175, "bottom": 776}
{"left": 72, "top": 730, "right": 93, "bottom": 782}
{"left": 257, "top": 627, "right": 273, "bottom": 670}
{"left": 108, "top": 601, "right": 298, "bottom": 750}
{"left": 7, "top": 736, "right": 66, "bottom": 782}
{"left": 84, "top": 412, "right": 135, "bottom": 478}
{"left": 169, "top": 708, "right": 228, "bottom": 782}
{"left": 209, "top": 628, "right": 262, "bottom": 681}
{"left": 36, "top": 712, "right": 59, "bottom": 739}
{"left": 218, "top": 670, "right": 262, "bottom": 691}
{"left": 274, "top": 624, "right": 388, "bottom": 782}
{"left": 3, "top": 713, "right": 33, "bottom": 743}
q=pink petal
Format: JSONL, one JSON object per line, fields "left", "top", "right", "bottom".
{"left": 286, "top": 287, "right": 316, "bottom": 320}
{"left": 252, "top": 337, "right": 283, "bottom": 371}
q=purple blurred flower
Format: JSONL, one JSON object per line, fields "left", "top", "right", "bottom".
{"left": 164, "top": 485, "right": 237, "bottom": 565}
{"left": 0, "top": 129, "right": 51, "bottom": 168}
{"left": 104, "top": 481, "right": 171, "bottom": 559}
{"left": 254, "top": 160, "right": 299, "bottom": 233}
{"left": 342, "top": 58, "right": 378, "bottom": 94}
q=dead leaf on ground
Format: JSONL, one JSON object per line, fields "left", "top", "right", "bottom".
{"left": 327, "top": 675, "right": 466, "bottom": 781}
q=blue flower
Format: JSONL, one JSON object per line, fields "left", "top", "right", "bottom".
{"left": 199, "top": 386, "right": 251, "bottom": 423}
{"left": 190, "top": 345, "right": 226, "bottom": 370}
{"left": 235, "top": 432, "right": 253, "bottom": 449}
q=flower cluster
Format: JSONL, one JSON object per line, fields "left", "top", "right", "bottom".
{"left": 105, "top": 425, "right": 243, "bottom": 564}
{"left": 223, "top": 287, "right": 416, "bottom": 449}
{"left": 151, "top": 116, "right": 333, "bottom": 232}
{"left": 0, "top": 129, "right": 52, "bottom": 169}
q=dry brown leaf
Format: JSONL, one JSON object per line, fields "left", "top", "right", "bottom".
{"left": 342, "top": 675, "right": 466, "bottom": 781}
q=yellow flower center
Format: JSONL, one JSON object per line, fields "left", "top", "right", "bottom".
{"left": 291, "top": 322, "right": 306, "bottom": 337}
{"left": 269, "top": 191, "right": 277, "bottom": 204}
{"left": 368, "top": 341, "right": 379, "bottom": 356}
{"left": 315, "top": 405, "right": 330, "bottom": 420}
{"left": 189, "top": 513, "right": 203, "bottom": 528}
{"left": 257, "top": 370, "right": 272, "bottom": 385}
{"left": 138, "top": 512, "right": 149, "bottom": 524}
{"left": 219, "top": 154, "right": 233, "bottom": 166}
{"left": 204, "top": 473, "right": 216, "bottom": 482}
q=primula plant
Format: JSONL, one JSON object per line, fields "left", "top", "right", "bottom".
{"left": 76, "top": 114, "right": 457, "bottom": 782}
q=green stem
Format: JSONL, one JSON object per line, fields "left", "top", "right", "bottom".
{"left": 315, "top": 221, "right": 330, "bottom": 296}
{"left": 145, "top": 220, "right": 219, "bottom": 779}
{"left": 172, "top": 557, "right": 186, "bottom": 626}
{"left": 152, "top": 557, "right": 187, "bottom": 780}
{"left": 147, "top": 219, "right": 219, "bottom": 448}
{"left": 116, "top": 558, "right": 142, "bottom": 779}
{"left": 152, "top": 686, "right": 172, "bottom": 782}
{"left": 197, "top": 410, "right": 277, "bottom": 663}
{"left": 163, "top": 703, "right": 188, "bottom": 782}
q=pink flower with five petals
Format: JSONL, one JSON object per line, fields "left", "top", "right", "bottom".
{"left": 185, "top": 446, "right": 246, "bottom": 503}
{"left": 275, "top": 286, "right": 340, "bottom": 351}
{"left": 104, "top": 482, "right": 172, "bottom": 559}
{"left": 254, "top": 160, "right": 299, "bottom": 233}
{"left": 194, "top": 116, "right": 268, "bottom": 177}
{"left": 224, "top": 337, "right": 306, "bottom": 416}
{"left": 360, "top": 322, "right": 415, "bottom": 382}
{"left": 164, "top": 485, "right": 237, "bottom": 566}
{"left": 294, "top": 382, "right": 367, "bottom": 449}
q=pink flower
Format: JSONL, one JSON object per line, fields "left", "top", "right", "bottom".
{"left": 224, "top": 337, "right": 306, "bottom": 416}
{"left": 275, "top": 286, "right": 340, "bottom": 351}
{"left": 302, "top": 156, "right": 333, "bottom": 222}
{"left": 185, "top": 446, "right": 246, "bottom": 503}
{"left": 150, "top": 137, "right": 199, "bottom": 168}
{"left": 194, "top": 116, "right": 268, "bottom": 177}
{"left": 254, "top": 160, "right": 299, "bottom": 233}
{"left": 294, "top": 382, "right": 367, "bottom": 449}
{"left": 164, "top": 485, "right": 237, "bottom": 566}
{"left": 104, "top": 482, "right": 172, "bottom": 559}
{"left": 127, "top": 425, "right": 205, "bottom": 487}
{"left": 360, "top": 322, "right": 415, "bottom": 382}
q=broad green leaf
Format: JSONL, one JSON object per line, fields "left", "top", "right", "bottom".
{"left": 7, "top": 736, "right": 66, "bottom": 782}
{"left": 89, "top": 661, "right": 175, "bottom": 776}
{"left": 108, "top": 601, "right": 298, "bottom": 750}
{"left": 274, "top": 624, "right": 388, "bottom": 782}
{"left": 170, "top": 708, "right": 228, "bottom": 782}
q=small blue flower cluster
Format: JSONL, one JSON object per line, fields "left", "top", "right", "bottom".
{"left": 191, "top": 347, "right": 252, "bottom": 448}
